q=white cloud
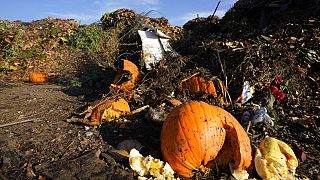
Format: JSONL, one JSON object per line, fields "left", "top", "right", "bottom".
{"left": 95, "top": 0, "right": 159, "bottom": 12}
{"left": 170, "top": 10, "right": 227, "bottom": 26}
{"left": 140, "top": 0, "right": 159, "bottom": 5}
{"left": 46, "top": 0, "right": 161, "bottom": 25}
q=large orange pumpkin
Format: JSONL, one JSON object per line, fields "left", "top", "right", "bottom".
{"left": 160, "top": 101, "right": 226, "bottom": 178}
{"left": 160, "top": 101, "right": 252, "bottom": 178}
{"left": 29, "top": 71, "right": 48, "bottom": 83}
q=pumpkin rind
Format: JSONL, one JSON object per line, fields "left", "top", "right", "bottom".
{"left": 181, "top": 76, "right": 218, "bottom": 97}
{"left": 111, "top": 60, "right": 141, "bottom": 91}
{"left": 254, "top": 137, "right": 298, "bottom": 180}
{"left": 214, "top": 113, "right": 252, "bottom": 170}
{"left": 81, "top": 98, "right": 130, "bottom": 126}
{"left": 160, "top": 101, "right": 226, "bottom": 178}
{"left": 90, "top": 98, "right": 130, "bottom": 121}
{"left": 29, "top": 72, "right": 48, "bottom": 83}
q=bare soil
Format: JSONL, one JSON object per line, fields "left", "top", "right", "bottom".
{"left": 0, "top": 77, "right": 172, "bottom": 180}
{"left": 0, "top": 81, "right": 139, "bottom": 179}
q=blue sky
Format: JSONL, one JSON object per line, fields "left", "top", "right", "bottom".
{"left": 0, "top": 0, "right": 237, "bottom": 26}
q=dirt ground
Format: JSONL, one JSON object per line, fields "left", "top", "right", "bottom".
{"left": 0, "top": 81, "right": 146, "bottom": 179}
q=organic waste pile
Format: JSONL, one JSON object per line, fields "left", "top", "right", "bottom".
{"left": 0, "top": 0, "right": 319, "bottom": 179}
{"left": 99, "top": 8, "right": 182, "bottom": 67}
{"left": 0, "top": 18, "right": 80, "bottom": 80}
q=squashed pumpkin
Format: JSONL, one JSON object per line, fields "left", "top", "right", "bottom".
{"left": 129, "top": 148, "right": 176, "bottom": 179}
{"left": 181, "top": 76, "right": 226, "bottom": 97}
{"left": 181, "top": 76, "right": 218, "bottom": 96}
{"left": 111, "top": 60, "right": 141, "bottom": 92}
{"left": 81, "top": 98, "right": 130, "bottom": 126}
{"left": 160, "top": 101, "right": 252, "bottom": 178}
{"left": 254, "top": 137, "right": 298, "bottom": 180}
{"left": 29, "top": 71, "right": 48, "bottom": 83}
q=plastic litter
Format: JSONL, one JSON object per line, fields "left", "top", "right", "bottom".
{"left": 235, "top": 81, "right": 255, "bottom": 104}
{"left": 241, "top": 104, "right": 274, "bottom": 126}
{"left": 138, "top": 29, "right": 178, "bottom": 70}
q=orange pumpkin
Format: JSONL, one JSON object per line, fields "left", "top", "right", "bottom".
{"left": 111, "top": 60, "right": 141, "bottom": 92}
{"left": 29, "top": 71, "right": 48, "bottom": 83}
{"left": 160, "top": 101, "right": 226, "bottom": 178}
{"left": 160, "top": 101, "right": 252, "bottom": 178}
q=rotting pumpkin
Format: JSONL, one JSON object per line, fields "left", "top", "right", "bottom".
{"left": 160, "top": 101, "right": 252, "bottom": 178}
{"left": 180, "top": 76, "right": 226, "bottom": 98}
{"left": 29, "top": 71, "right": 48, "bottom": 83}
{"left": 80, "top": 97, "right": 130, "bottom": 126}
{"left": 111, "top": 60, "right": 141, "bottom": 92}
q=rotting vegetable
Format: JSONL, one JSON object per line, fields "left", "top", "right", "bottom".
{"left": 160, "top": 101, "right": 252, "bottom": 178}
{"left": 181, "top": 75, "right": 225, "bottom": 98}
{"left": 255, "top": 137, "right": 298, "bottom": 180}
{"left": 111, "top": 59, "right": 141, "bottom": 92}
{"left": 79, "top": 98, "right": 130, "bottom": 126}
{"left": 29, "top": 71, "right": 48, "bottom": 83}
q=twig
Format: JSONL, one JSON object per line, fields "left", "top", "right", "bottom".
{"left": 246, "top": 120, "right": 252, "bottom": 133}
{"left": 212, "top": 1, "right": 221, "bottom": 17}
{"left": 60, "top": 140, "right": 75, "bottom": 158}
{"left": 214, "top": 160, "right": 219, "bottom": 175}
{"left": 119, "top": 10, "right": 160, "bottom": 41}
{"left": 216, "top": 50, "right": 233, "bottom": 106}
{"left": 216, "top": 51, "right": 226, "bottom": 83}
{"left": 130, "top": 105, "right": 150, "bottom": 115}
{"left": 0, "top": 118, "right": 42, "bottom": 128}
{"left": 79, "top": 93, "right": 123, "bottom": 115}
{"left": 180, "top": 72, "right": 201, "bottom": 82}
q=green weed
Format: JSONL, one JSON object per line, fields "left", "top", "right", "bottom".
{"left": 68, "top": 23, "right": 109, "bottom": 53}
{"left": 3, "top": 29, "right": 24, "bottom": 59}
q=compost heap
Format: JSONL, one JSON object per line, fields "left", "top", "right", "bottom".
{"left": 98, "top": 5, "right": 319, "bottom": 179}
{"left": 0, "top": 1, "right": 319, "bottom": 179}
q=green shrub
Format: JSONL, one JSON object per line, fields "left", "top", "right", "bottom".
{"left": 68, "top": 23, "right": 108, "bottom": 53}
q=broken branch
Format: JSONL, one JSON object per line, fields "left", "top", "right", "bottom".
{"left": 0, "top": 118, "right": 42, "bottom": 128}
